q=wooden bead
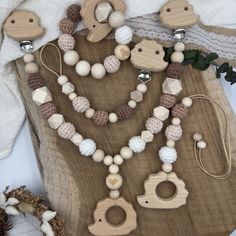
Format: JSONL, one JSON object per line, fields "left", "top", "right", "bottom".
{"left": 92, "top": 149, "right": 105, "bottom": 162}
{"left": 113, "top": 155, "right": 124, "bottom": 165}
{"left": 141, "top": 130, "right": 154, "bottom": 143}
{"left": 128, "top": 100, "right": 136, "bottom": 108}
{"left": 68, "top": 92, "right": 77, "bottom": 101}
{"left": 153, "top": 105, "right": 170, "bottom": 121}
{"left": 71, "top": 133, "right": 83, "bottom": 146}
{"left": 137, "top": 83, "right": 147, "bottom": 93}
{"left": 109, "top": 164, "right": 119, "bottom": 174}
{"left": 193, "top": 132, "right": 202, "bottom": 141}
{"left": 172, "top": 117, "right": 181, "bottom": 126}
{"left": 162, "top": 163, "right": 173, "bottom": 173}
{"left": 197, "top": 141, "right": 207, "bottom": 149}
{"left": 120, "top": 146, "right": 133, "bottom": 160}
{"left": 171, "top": 51, "right": 184, "bottom": 63}
{"left": 57, "top": 75, "right": 68, "bottom": 85}
{"left": 166, "top": 140, "right": 175, "bottom": 148}
{"left": 174, "top": 42, "right": 185, "bottom": 52}
{"left": 182, "top": 97, "right": 192, "bottom": 107}
{"left": 62, "top": 82, "right": 75, "bottom": 95}
{"left": 63, "top": 50, "right": 80, "bottom": 66}
{"left": 162, "top": 77, "right": 182, "bottom": 96}
{"left": 108, "top": 11, "right": 125, "bottom": 28}
{"left": 103, "top": 155, "right": 113, "bottom": 166}
{"left": 85, "top": 108, "right": 95, "bottom": 119}
{"left": 109, "top": 190, "right": 120, "bottom": 199}
{"left": 114, "top": 44, "right": 130, "bottom": 61}
{"left": 130, "top": 90, "right": 143, "bottom": 103}
{"left": 95, "top": 1, "right": 113, "bottom": 23}
{"left": 91, "top": 63, "right": 106, "bottom": 79}
{"left": 75, "top": 60, "right": 91, "bottom": 76}
{"left": 25, "top": 62, "right": 39, "bottom": 74}
{"left": 32, "top": 86, "right": 52, "bottom": 106}
{"left": 109, "top": 113, "right": 118, "bottom": 123}
{"left": 106, "top": 174, "right": 123, "bottom": 190}
{"left": 23, "top": 54, "right": 35, "bottom": 63}
{"left": 48, "top": 114, "right": 65, "bottom": 129}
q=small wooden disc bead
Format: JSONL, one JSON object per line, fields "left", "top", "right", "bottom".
{"left": 103, "top": 155, "right": 113, "bottom": 166}
{"left": 23, "top": 54, "right": 35, "bottom": 63}
{"left": 171, "top": 52, "right": 184, "bottom": 63}
{"left": 57, "top": 75, "right": 68, "bottom": 85}
{"left": 109, "top": 190, "right": 120, "bottom": 199}
{"left": 174, "top": 42, "right": 185, "bottom": 52}
{"left": 166, "top": 140, "right": 175, "bottom": 148}
{"left": 197, "top": 141, "right": 207, "bottom": 149}
{"left": 109, "top": 164, "right": 119, "bottom": 174}
{"left": 114, "top": 44, "right": 131, "bottom": 61}
{"left": 193, "top": 132, "right": 202, "bottom": 141}
{"left": 120, "top": 146, "right": 133, "bottom": 160}
{"left": 128, "top": 100, "right": 137, "bottom": 109}
{"left": 106, "top": 174, "right": 122, "bottom": 190}
{"left": 85, "top": 108, "right": 95, "bottom": 119}
{"left": 182, "top": 97, "right": 192, "bottom": 107}
{"left": 172, "top": 117, "right": 181, "bottom": 126}
{"left": 92, "top": 149, "right": 105, "bottom": 162}
{"left": 25, "top": 62, "right": 39, "bottom": 74}
{"left": 68, "top": 92, "right": 77, "bottom": 101}
{"left": 109, "top": 113, "right": 118, "bottom": 123}
{"left": 137, "top": 83, "right": 147, "bottom": 93}
{"left": 162, "top": 163, "right": 173, "bottom": 173}
{"left": 113, "top": 154, "right": 124, "bottom": 165}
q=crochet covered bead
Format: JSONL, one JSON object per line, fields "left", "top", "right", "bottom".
{"left": 59, "top": 18, "right": 75, "bottom": 34}
{"left": 57, "top": 122, "right": 76, "bottom": 139}
{"left": 166, "top": 62, "right": 184, "bottom": 79}
{"left": 129, "top": 136, "right": 146, "bottom": 153}
{"left": 28, "top": 73, "right": 45, "bottom": 90}
{"left": 146, "top": 117, "right": 163, "bottom": 134}
{"left": 115, "top": 25, "right": 133, "bottom": 45}
{"left": 116, "top": 105, "right": 133, "bottom": 120}
{"left": 93, "top": 110, "right": 109, "bottom": 126}
{"left": 160, "top": 94, "right": 176, "bottom": 108}
{"left": 67, "top": 4, "right": 82, "bottom": 22}
{"left": 58, "top": 34, "right": 75, "bottom": 52}
{"left": 165, "top": 125, "right": 182, "bottom": 141}
{"left": 72, "top": 96, "right": 90, "bottom": 113}
{"left": 171, "top": 103, "right": 188, "bottom": 119}
{"left": 104, "top": 55, "right": 120, "bottom": 73}
{"left": 79, "top": 139, "right": 96, "bottom": 156}
{"left": 40, "top": 102, "right": 57, "bottom": 119}
{"left": 159, "top": 146, "right": 177, "bottom": 164}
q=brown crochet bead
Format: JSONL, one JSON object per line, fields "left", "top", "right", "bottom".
{"left": 160, "top": 94, "right": 176, "bottom": 108}
{"left": 28, "top": 73, "right": 45, "bottom": 90}
{"left": 166, "top": 62, "right": 184, "bottom": 79}
{"left": 59, "top": 18, "right": 75, "bottom": 35}
{"left": 116, "top": 105, "right": 134, "bottom": 120}
{"left": 67, "top": 4, "right": 82, "bottom": 22}
{"left": 171, "top": 103, "right": 188, "bottom": 119}
{"left": 40, "top": 102, "right": 57, "bottom": 119}
{"left": 93, "top": 110, "right": 109, "bottom": 126}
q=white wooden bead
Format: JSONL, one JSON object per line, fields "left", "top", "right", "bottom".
{"left": 108, "top": 11, "right": 125, "bottom": 28}
{"left": 120, "top": 146, "right": 133, "bottom": 160}
{"left": 85, "top": 108, "right": 95, "bottom": 119}
{"left": 166, "top": 140, "right": 175, "bottom": 148}
{"left": 182, "top": 97, "right": 192, "bottom": 107}
{"left": 32, "top": 86, "right": 52, "bottom": 106}
{"left": 113, "top": 154, "right": 124, "bottom": 165}
{"left": 109, "top": 190, "right": 120, "bottom": 199}
{"left": 197, "top": 141, "right": 207, "bottom": 149}
{"left": 63, "top": 50, "right": 80, "bottom": 66}
{"left": 171, "top": 51, "right": 184, "bottom": 63}
{"left": 108, "top": 113, "right": 118, "bottom": 123}
{"left": 162, "top": 77, "right": 182, "bottom": 96}
{"left": 128, "top": 100, "right": 137, "bottom": 108}
{"left": 130, "top": 90, "right": 143, "bottom": 102}
{"left": 91, "top": 63, "right": 106, "bottom": 79}
{"left": 172, "top": 117, "right": 181, "bottom": 126}
{"left": 137, "top": 83, "right": 147, "bottom": 93}
{"left": 103, "top": 155, "right": 113, "bottom": 166}
{"left": 62, "top": 82, "right": 75, "bottom": 95}
{"left": 174, "top": 42, "right": 185, "bottom": 52}
{"left": 25, "top": 62, "right": 39, "bottom": 74}
{"left": 162, "top": 163, "right": 173, "bottom": 173}
{"left": 141, "top": 130, "right": 154, "bottom": 143}
{"left": 153, "top": 105, "right": 170, "bottom": 121}
{"left": 48, "top": 114, "right": 65, "bottom": 129}
{"left": 23, "top": 53, "right": 35, "bottom": 63}
{"left": 92, "top": 149, "right": 105, "bottom": 162}
{"left": 68, "top": 92, "right": 77, "bottom": 101}
{"left": 71, "top": 133, "right": 83, "bottom": 146}
{"left": 109, "top": 164, "right": 119, "bottom": 174}
{"left": 75, "top": 60, "right": 91, "bottom": 76}
{"left": 106, "top": 174, "right": 123, "bottom": 190}
{"left": 57, "top": 75, "right": 68, "bottom": 85}
{"left": 95, "top": 1, "right": 113, "bottom": 23}
{"left": 114, "top": 44, "right": 130, "bottom": 61}
{"left": 193, "top": 132, "right": 202, "bottom": 141}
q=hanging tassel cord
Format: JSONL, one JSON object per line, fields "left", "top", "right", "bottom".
{"left": 189, "top": 94, "right": 231, "bottom": 179}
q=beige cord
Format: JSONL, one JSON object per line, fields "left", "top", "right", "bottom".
{"left": 39, "top": 43, "right": 63, "bottom": 77}
{"left": 190, "top": 94, "right": 231, "bottom": 179}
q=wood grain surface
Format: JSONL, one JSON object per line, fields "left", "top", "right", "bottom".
{"left": 15, "top": 34, "right": 236, "bottom": 236}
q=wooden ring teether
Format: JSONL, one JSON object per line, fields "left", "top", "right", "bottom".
{"left": 80, "top": 0, "right": 126, "bottom": 43}
{"left": 137, "top": 171, "right": 189, "bottom": 209}
{"left": 88, "top": 197, "right": 137, "bottom": 236}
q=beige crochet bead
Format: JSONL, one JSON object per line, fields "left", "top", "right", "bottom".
{"left": 174, "top": 42, "right": 185, "bottom": 52}
{"left": 91, "top": 63, "right": 106, "bottom": 79}
{"left": 113, "top": 154, "right": 124, "bottom": 165}
{"left": 25, "top": 62, "right": 39, "bottom": 74}
{"left": 109, "top": 113, "right": 118, "bottom": 123}
{"left": 103, "top": 155, "right": 113, "bottom": 166}
{"left": 106, "top": 174, "right": 123, "bottom": 190}
{"left": 162, "top": 163, "right": 173, "bottom": 173}
{"left": 63, "top": 50, "right": 80, "bottom": 66}
{"left": 137, "top": 83, "right": 147, "bottom": 93}
{"left": 58, "top": 34, "right": 75, "bottom": 52}
{"left": 92, "top": 149, "right": 105, "bottom": 162}
{"left": 57, "top": 75, "right": 68, "bottom": 85}
{"left": 182, "top": 97, "right": 192, "bottom": 107}
{"left": 128, "top": 100, "right": 137, "bottom": 108}
{"left": 72, "top": 96, "right": 90, "bottom": 113}
{"left": 109, "top": 190, "right": 120, "bottom": 199}
{"left": 165, "top": 125, "right": 182, "bottom": 141}
{"left": 57, "top": 122, "right": 76, "bottom": 139}
{"left": 85, "top": 108, "right": 95, "bottom": 119}
{"left": 120, "top": 146, "right": 133, "bottom": 159}
{"left": 114, "top": 45, "right": 130, "bottom": 61}
{"left": 108, "top": 11, "right": 125, "bottom": 28}
{"left": 145, "top": 116, "right": 163, "bottom": 134}
{"left": 23, "top": 54, "right": 35, "bottom": 63}
{"left": 109, "top": 164, "right": 119, "bottom": 174}
{"left": 171, "top": 51, "right": 184, "bottom": 63}
{"left": 104, "top": 55, "right": 120, "bottom": 73}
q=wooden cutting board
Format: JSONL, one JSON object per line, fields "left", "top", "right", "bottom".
{"left": 15, "top": 34, "right": 236, "bottom": 236}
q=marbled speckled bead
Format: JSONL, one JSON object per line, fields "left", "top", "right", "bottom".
{"left": 58, "top": 34, "right": 75, "bottom": 52}
{"left": 59, "top": 18, "right": 75, "bottom": 34}
{"left": 93, "top": 110, "right": 109, "bottom": 126}
{"left": 57, "top": 122, "right": 76, "bottom": 139}
{"left": 72, "top": 96, "right": 90, "bottom": 113}
{"left": 171, "top": 103, "right": 188, "bottom": 119}
{"left": 146, "top": 116, "right": 163, "bottom": 134}
{"left": 116, "top": 104, "right": 133, "bottom": 120}
{"left": 160, "top": 94, "right": 176, "bottom": 108}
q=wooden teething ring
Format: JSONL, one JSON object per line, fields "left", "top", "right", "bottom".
{"left": 88, "top": 197, "right": 137, "bottom": 236}
{"left": 137, "top": 171, "right": 189, "bottom": 209}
